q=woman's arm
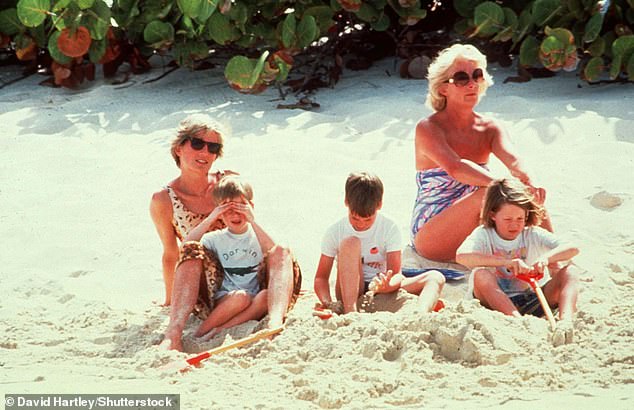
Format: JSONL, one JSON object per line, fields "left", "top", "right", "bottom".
{"left": 314, "top": 254, "right": 335, "bottom": 304}
{"left": 416, "top": 120, "right": 495, "bottom": 186}
{"left": 489, "top": 122, "right": 533, "bottom": 186}
{"left": 150, "top": 190, "right": 180, "bottom": 304}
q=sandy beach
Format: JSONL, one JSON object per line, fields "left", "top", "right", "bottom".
{"left": 1, "top": 57, "right": 633, "bottom": 409}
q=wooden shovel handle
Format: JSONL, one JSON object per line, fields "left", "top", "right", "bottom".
{"left": 186, "top": 326, "right": 284, "bottom": 366}
{"left": 533, "top": 284, "right": 557, "bottom": 331}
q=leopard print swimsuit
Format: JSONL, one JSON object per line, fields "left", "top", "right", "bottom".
{"left": 165, "top": 185, "right": 208, "bottom": 241}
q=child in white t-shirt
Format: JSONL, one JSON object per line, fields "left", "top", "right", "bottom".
{"left": 183, "top": 175, "right": 300, "bottom": 339}
{"left": 456, "top": 178, "right": 579, "bottom": 344}
{"left": 314, "top": 172, "right": 445, "bottom": 314}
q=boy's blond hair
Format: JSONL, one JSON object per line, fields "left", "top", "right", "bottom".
{"left": 213, "top": 175, "right": 253, "bottom": 203}
{"left": 481, "top": 178, "right": 543, "bottom": 228}
{"left": 345, "top": 172, "right": 383, "bottom": 217}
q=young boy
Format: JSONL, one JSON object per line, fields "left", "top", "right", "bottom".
{"left": 314, "top": 172, "right": 445, "bottom": 314}
{"left": 163, "top": 175, "right": 300, "bottom": 348}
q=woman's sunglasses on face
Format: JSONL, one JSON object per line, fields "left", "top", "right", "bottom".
{"left": 446, "top": 68, "right": 484, "bottom": 87}
{"left": 185, "top": 136, "right": 222, "bottom": 154}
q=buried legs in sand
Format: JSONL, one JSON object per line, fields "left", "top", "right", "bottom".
{"left": 473, "top": 264, "right": 579, "bottom": 344}
{"left": 334, "top": 237, "right": 445, "bottom": 313}
{"left": 162, "top": 245, "right": 294, "bottom": 351}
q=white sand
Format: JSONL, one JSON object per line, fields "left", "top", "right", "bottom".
{"left": 1, "top": 59, "right": 633, "bottom": 409}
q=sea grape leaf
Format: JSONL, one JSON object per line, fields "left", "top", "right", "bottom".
{"left": 206, "top": 10, "right": 239, "bottom": 45}
{"left": 0, "top": 8, "right": 22, "bottom": 36}
{"left": 82, "top": 0, "right": 111, "bottom": 41}
{"left": 473, "top": 1, "right": 505, "bottom": 36}
{"left": 583, "top": 56, "right": 603, "bottom": 81}
{"left": 583, "top": 13, "right": 603, "bottom": 43}
{"left": 17, "top": 0, "right": 50, "bottom": 27}
{"left": 143, "top": 20, "right": 174, "bottom": 46}
{"left": 48, "top": 30, "right": 72, "bottom": 63}
{"left": 57, "top": 26, "right": 92, "bottom": 57}
{"left": 282, "top": 12, "right": 296, "bottom": 49}
{"left": 532, "top": 0, "right": 560, "bottom": 26}
{"left": 520, "top": 35, "right": 539, "bottom": 66}
{"left": 297, "top": 15, "right": 317, "bottom": 49}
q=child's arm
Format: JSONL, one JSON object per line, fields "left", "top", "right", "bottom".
{"left": 456, "top": 252, "right": 531, "bottom": 276}
{"left": 372, "top": 251, "right": 403, "bottom": 294}
{"left": 184, "top": 203, "right": 230, "bottom": 242}
{"left": 233, "top": 202, "right": 276, "bottom": 253}
{"left": 314, "top": 254, "right": 335, "bottom": 305}
{"left": 532, "top": 245, "right": 579, "bottom": 273}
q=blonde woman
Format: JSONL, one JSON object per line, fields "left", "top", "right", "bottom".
{"left": 410, "top": 44, "right": 551, "bottom": 262}
{"left": 150, "top": 114, "right": 233, "bottom": 306}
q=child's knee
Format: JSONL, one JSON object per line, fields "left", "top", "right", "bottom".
{"left": 472, "top": 268, "right": 495, "bottom": 290}
{"left": 424, "top": 270, "right": 446, "bottom": 288}
{"left": 339, "top": 236, "right": 361, "bottom": 253}
{"left": 557, "top": 264, "right": 579, "bottom": 286}
{"left": 230, "top": 290, "right": 253, "bottom": 309}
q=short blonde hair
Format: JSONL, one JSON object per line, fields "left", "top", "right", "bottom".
{"left": 212, "top": 175, "right": 253, "bottom": 204}
{"left": 481, "top": 178, "right": 543, "bottom": 227}
{"left": 170, "top": 114, "right": 227, "bottom": 167}
{"left": 425, "top": 44, "right": 494, "bottom": 112}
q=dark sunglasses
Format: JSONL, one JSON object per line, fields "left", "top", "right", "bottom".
{"left": 446, "top": 68, "right": 484, "bottom": 86}
{"left": 185, "top": 136, "right": 222, "bottom": 154}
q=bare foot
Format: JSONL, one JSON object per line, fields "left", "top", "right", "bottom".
{"left": 159, "top": 329, "right": 183, "bottom": 352}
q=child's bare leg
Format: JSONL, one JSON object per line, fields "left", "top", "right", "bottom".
{"left": 215, "top": 290, "right": 269, "bottom": 331}
{"left": 266, "top": 245, "right": 294, "bottom": 328}
{"left": 335, "top": 237, "right": 364, "bottom": 314}
{"left": 400, "top": 271, "right": 446, "bottom": 312}
{"left": 195, "top": 291, "right": 252, "bottom": 337}
{"left": 543, "top": 264, "right": 579, "bottom": 321}
{"left": 473, "top": 268, "right": 521, "bottom": 317}
{"left": 162, "top": 259, "right": 203, "bottom": 351}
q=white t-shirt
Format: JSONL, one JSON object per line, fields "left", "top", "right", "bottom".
{"left": 458, "top": 225, "right": 560, "bottom": 297}
{"left": 321, "top": 213, "right": 401, "bottom": 283}
{"left": 201, "top": 225, "right": 263, "bottom": 299}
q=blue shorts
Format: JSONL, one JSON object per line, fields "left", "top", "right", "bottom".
{"left": 509, "top": 287, "right": 557, "bottom": 317}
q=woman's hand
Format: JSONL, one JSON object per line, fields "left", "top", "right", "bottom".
{"left": 527, "top": 186, "right": 546, "bottom": 206}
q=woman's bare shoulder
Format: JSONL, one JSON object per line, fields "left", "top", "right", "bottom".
{"left": 416, "top": 114, "right": 446, "bottom": 138}
{"left": 150, "top": 184, "right": 174, "bottom": 215}
{"left": 475, "top": 113, "right": 503, "bottom": 131}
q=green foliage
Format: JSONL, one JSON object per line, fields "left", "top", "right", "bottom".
{"left": 455, "top": 0, "right": 634, "bottom": 82}
{"left": 0, "top": 0, "right": 633, "bottom": 88}
{"left": 17, "top": 0, "right": 49, "bottom": 27}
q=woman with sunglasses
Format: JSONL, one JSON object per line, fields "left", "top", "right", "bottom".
{"left": 410, "top": 44, "right": 552, "bottom": 262}
{"left": 150, "top": 114, "right": 233, "bottom": 306}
